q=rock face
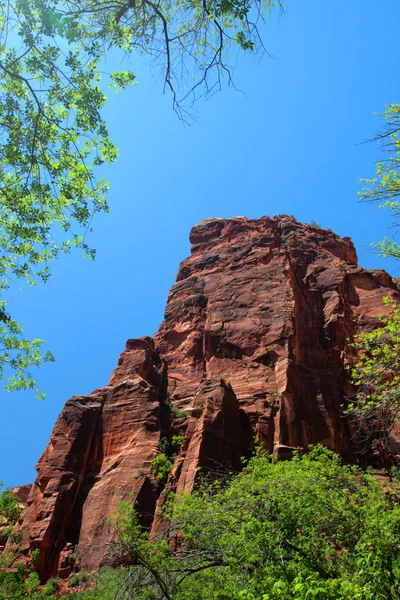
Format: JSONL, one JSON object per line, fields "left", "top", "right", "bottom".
{"left": 12, "top": 216, "right": 400, "bottom": 580}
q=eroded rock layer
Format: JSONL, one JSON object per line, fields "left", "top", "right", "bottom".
{"left": 13, "top": 216, "right": 400, "bottom": 579}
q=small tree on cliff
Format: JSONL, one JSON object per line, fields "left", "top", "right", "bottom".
{"left": 0, "top": 0, "right": 284, "bottom": 396}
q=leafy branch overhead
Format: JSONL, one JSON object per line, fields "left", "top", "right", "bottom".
{"left": 0, "top": 0, "right": 282, "bottom": 395}
{"left": 360, "top": 104, "right": 400, "bottom": 260}
{"left": 0, "top": 0, "right": 125, "bottom": 394}
{"left": 64, "top": 0, "right": 284, "bottom": 119}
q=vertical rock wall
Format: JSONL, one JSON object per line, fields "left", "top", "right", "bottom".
{"left": 11, "top": 216, "right": 400, "bottom": 579}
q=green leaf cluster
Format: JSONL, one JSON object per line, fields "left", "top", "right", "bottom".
{"left": 360, "top": 104, "right": 400, "bottom": 259}
{"left": 0, "top": 557, "right": 58, "bottom": 600}
{"left": 0, "top": 482, "right": 21, "bottom": 545}
{"left": 0, "top": 0, "right": 137, "bottom": 394}
{"left": 0, "top": 0, "right": 284, "bottom": 393}
{"left": 50, "top": 0, "right": 284, "bottom": 122}
{"left": 347, "top": 297, "right": 400, "bottom": 438}
{"left": 158, "top": 434, "right": 184, "bottom": 456}
{"left": 0, "top": 484, "right": 58, "bottom": 599}
{"left": 70, "top": 446, "right": 400, "bottom": 600}
{"left": 151, "top": 452, "right": 174, "bottom": 484}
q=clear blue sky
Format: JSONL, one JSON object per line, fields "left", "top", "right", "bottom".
{"left": 1, "top": 0, "right": 400, "bottom": 487}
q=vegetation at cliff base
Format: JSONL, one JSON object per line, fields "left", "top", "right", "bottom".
{"left": 0, "top": 485, "right": 57, "bottom": 599}
{"left": 3, "top": 447, "right": 400, "bottom": 599}
{"left": 0, "top": 483, "right": 21, "bottom": 545}
{"left": 66, "top": 447, "right": 400, "bottom": 600}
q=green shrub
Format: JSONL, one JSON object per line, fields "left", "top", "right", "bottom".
{"left": 158, "top": 436, "right": 170, "bottom": 454}
{"left": 67, "top": 568, "right": 128, "bottom": 600}
{"left": 0, "top": 551, "right": 57, "bottom": 599}
{"left": 158, "top": 435, "right": 184, "bottom": 456}
{"left": 0, "top": 484, "right": 21, "bottom": 544}
{"left": 151, "top": 453, "right": 173, "bottom": 484}
{"left": 107, "top": 446, "right": 400, "bottom": 600}
{"left": 68, "top": 571, "right": 90, "bottom": 589}
{"left": 171, "top": 434, "right": 184, "bottom": 451}
{"left": 171, "top": 405, "right": 189, "bottom": 418}
{"left": 45, "top": 577, "right": 62, "bottom": 592}
{"left": 23, "top": 447, "right": 400, "bottom": 600}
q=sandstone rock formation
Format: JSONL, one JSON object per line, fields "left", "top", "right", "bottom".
{"left": 11, "top": 216, "right": 400, "bottom": 580}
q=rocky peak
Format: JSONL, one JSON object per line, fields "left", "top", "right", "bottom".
{"left": 9, "top": 216, "right": 400, "bottom": 580}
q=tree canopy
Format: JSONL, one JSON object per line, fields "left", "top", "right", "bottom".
{"left": 347, "top": 297, "right": 400, "bottom": 452}
{"left": 66, "top": 446, "right": 400, "bottom": 600}
{"left": 348, "top": 104, "right": 400, "bottom": 450}
{"left": 360, "top": 104, "right": 400, "bottom": 260}
{"left": 0, "top": 0, "right": 283, "bottom": 395}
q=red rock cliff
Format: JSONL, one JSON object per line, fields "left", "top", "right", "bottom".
{"left": 12, "top": 216, "right": 400, "bottom": 579}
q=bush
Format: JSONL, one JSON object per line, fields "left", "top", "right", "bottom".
{"left": 68, "top": 571, "right": 90, "bottom": 589}
{"left": 67, "top": 568, "right": 130, "bottom": 600}
{"left": 310, "top": 219, "right": 321, "bottom": 228}
{"left": 151, "top": 453, "right": 173, "bottom": 485}
{"left": 158, "top": 435, "right": 184, "bottom": 456}
{"left": 0, "top": 484, "right": 21, "bottom": 544}
{"left": 0, "top": 552, "right": 57, "bottom": 599}
{"left": 173, "top": 446, "right": 400, "bottom": 599}
{"left": 170, "top": 405, "right": 189, "bottom": 418}
{"left": 51, "top": 447, "right": 400, "bottom": 600}
{"left": 112, "top": 446, "right": 400, "bottom": 600}
{"left": 171, "top": 434, "right": 184, "bottom": 451}
{"left": 46, "top": 577, "right": 62, "bottom": 592}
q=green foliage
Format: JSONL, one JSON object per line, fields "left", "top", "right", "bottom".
{"left": 347, "top": 297, "right": 400, "bottom": 441}
{"left": 45, "top": 577, "right": 62, "bottom": 593}
{"left": 0, "top": 564, "right": 58, "bottom": 599}
{"left": 0, "top": 483, "right": 21, "bottom": 544}
{"left": 0, "top": 304, "right": 55, "bottom": 398}
{"left": 67, "top": 568, "right": 128, "bottom": 600}
{"left": 171, "top": 434, "right": 184, "bottom": 451}
{"left": 0, "top": 485, "right": 59, "bottom": 598}
{"left": 151, "top": 452, "right": 173, "bottom": 484}
{"left": 171, "top": 445, "right": 400, "bottom": 599}
{"left": 170, "top": 405, "right": 189, "bottom": 418}
{"left": 0, "top": 551, "right": 57, "bottom": 600}
{"left": 63, "top": 0, "right": 284, "bottom": 118}
{"left": 158, "top": 436, "right": 170, "bottom": 454}
{"left": 0, "top": 0, "right": 135, "bottom": 395}
{"left": 0, "top": 0, "right": 283, "bottom": 394}
{"left": 74, "top": 446, "right": 400, "bottom": 600}
{"left": 68, "top": 571, "right": 90, "bottom": 588}
{"left": 158, "top": 434, "right": 184, "bottom": 456}
{"left": 360, "top": 104, "right": 400, "bottom": 259}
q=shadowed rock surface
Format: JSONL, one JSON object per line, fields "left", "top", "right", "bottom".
{"left": 11, "top": 216, "right": 400, "bottom": 579}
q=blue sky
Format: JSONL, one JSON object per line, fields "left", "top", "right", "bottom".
{"left": 1, "top": 0, "right": 400, "bottom": 487}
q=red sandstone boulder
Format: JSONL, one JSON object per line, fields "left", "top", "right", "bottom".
{"left": 11, "top": 216, "right": 400, "bottom": 579}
